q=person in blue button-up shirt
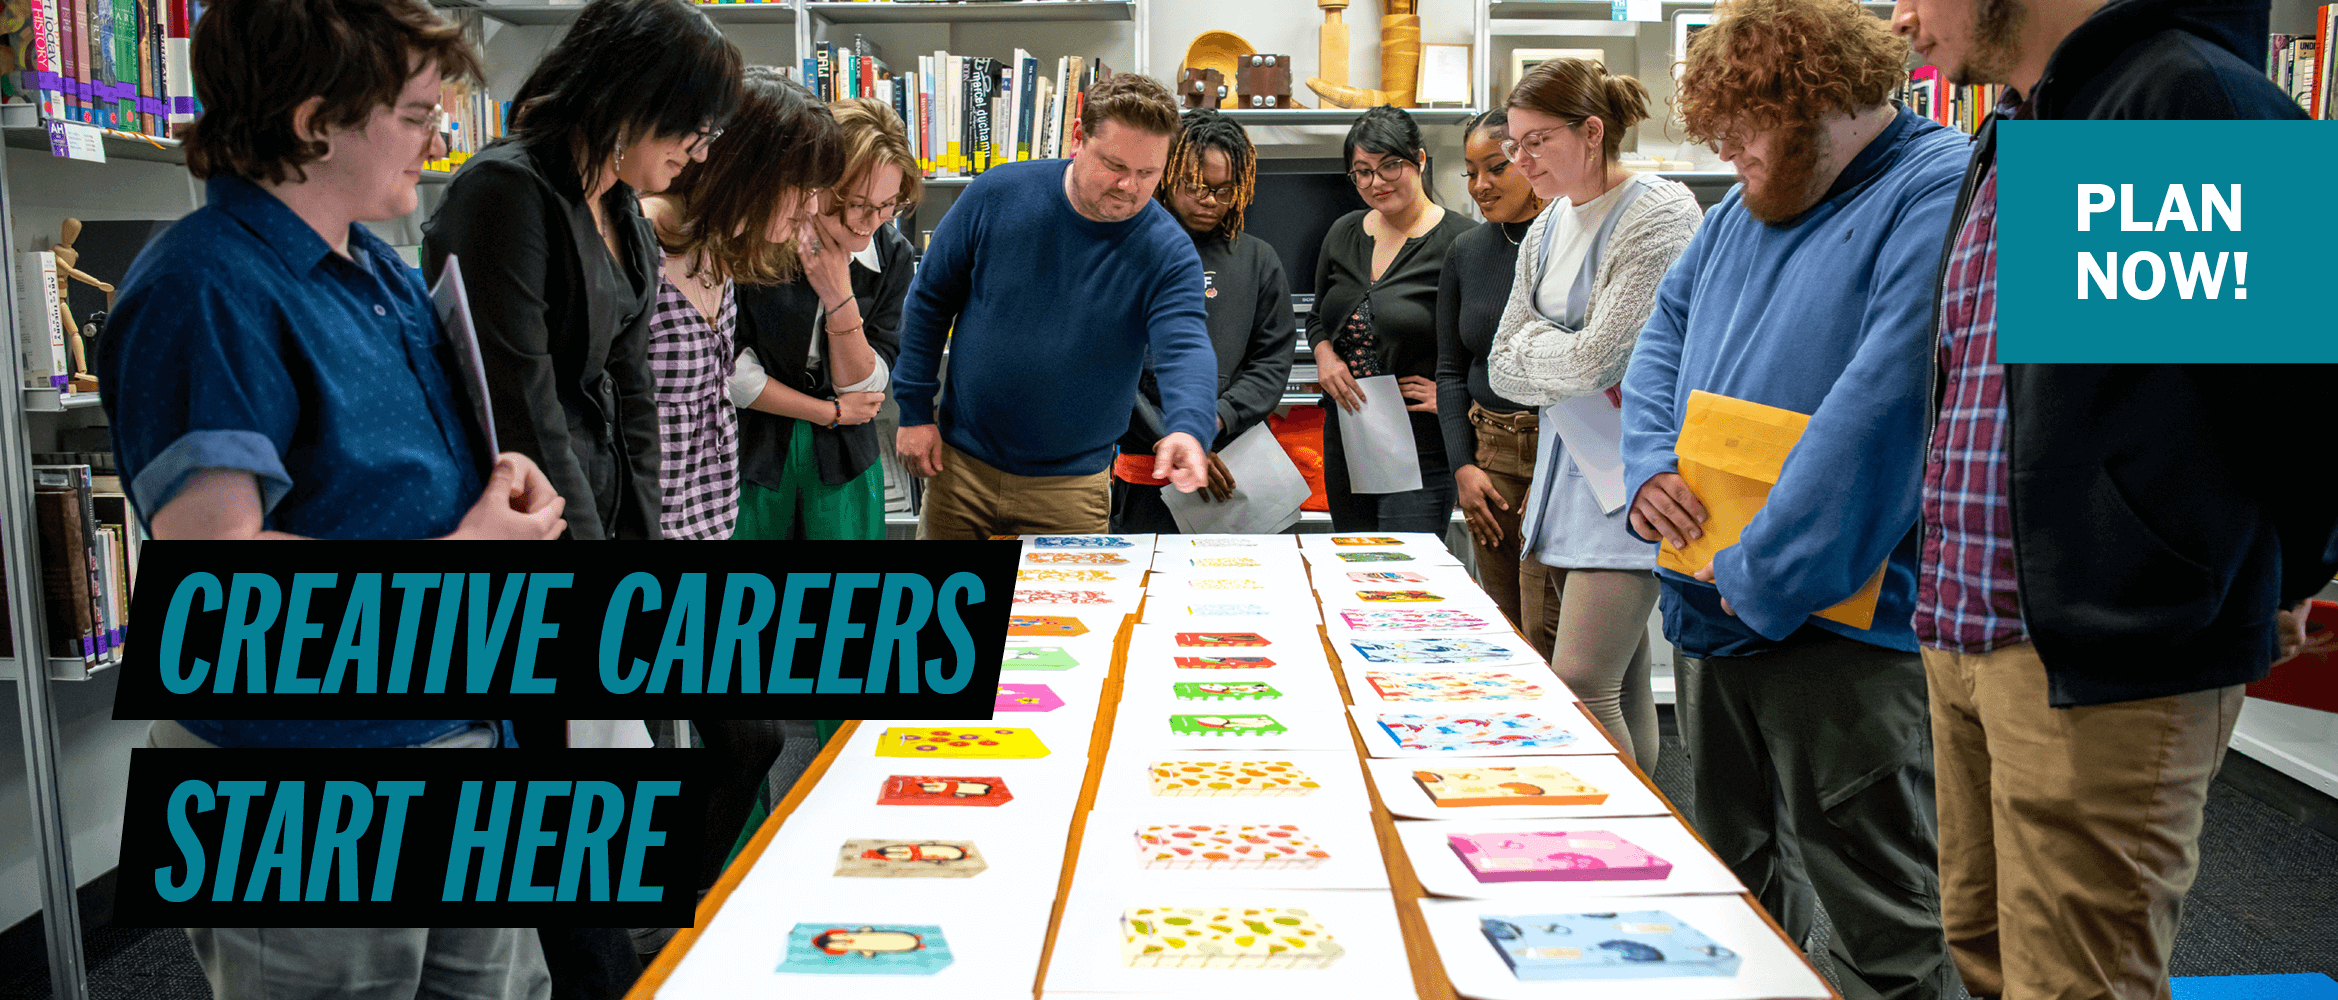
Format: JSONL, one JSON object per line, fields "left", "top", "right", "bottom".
{"left": 95, "top": 1, "right": 564, "bottom": 997}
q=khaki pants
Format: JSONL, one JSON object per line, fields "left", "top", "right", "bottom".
{"left": 1467, "top": 403, "right": 1559, "bottom": 655}
{"left": 1922, "top": 643, "right": 2243, "bottom": 1000}
{"left": 919, "top": 443, "right": 1109, "bottom": 540}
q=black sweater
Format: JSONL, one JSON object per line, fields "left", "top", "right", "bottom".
{"left": 1940, "top": 0, "right": 2337, "bottom": 706}
{"left": 1120, "top": 230, "right": 1296, "bottom": 454}
{"left": 1306, "top": 208, "right": 1477, "bottom": 386}
{"left": 1433, "top": 219, "right": 1534, "bottom": 467}
{"left": 422, "top": 138, "right": 663, "bottom": 540}
{"left": 736, "top": 223, "right": 915, "bottom": 488}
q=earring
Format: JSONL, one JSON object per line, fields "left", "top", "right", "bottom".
{"left": 614, "top": 141, "right": 626, "bottom": 169}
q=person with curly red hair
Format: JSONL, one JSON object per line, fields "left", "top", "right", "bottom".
{"left": 1615, "top": 1, "right": 1972, "bottom": 997}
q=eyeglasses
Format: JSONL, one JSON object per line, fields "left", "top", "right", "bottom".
{"left": 1499, "top": 124, "right": 1576, "bottom": 161}
{"left": 405, "top": 104, "right": 453, "bottom": 153}
{"left": 839, "top": 196, "right": 909, "bottom": 223}
{"left": 686, "top": 123, "right": 724, "bottom": 155}
{"left": 1347, "top": 157, "right": 1417, "bottom": 188}
{"left": 1184, "top": 181, "right": 1240, "bottom": 204}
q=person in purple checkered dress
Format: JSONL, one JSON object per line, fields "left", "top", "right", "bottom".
{"left": 640, "top": 69, "right": 844, "bottom": 541}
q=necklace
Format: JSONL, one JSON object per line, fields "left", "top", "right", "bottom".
{"left": 1499, "top": 219, "right": 1531, "bottom": 246}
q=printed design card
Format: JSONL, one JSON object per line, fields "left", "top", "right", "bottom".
{"left": 1366, "top": 755, "right": 1670, "bottom": 820}
{"left": 1144, "top": 600, "right": 1323, "bottom": 625}
{"left": 1320, "top": 584, "right": 1501, "bottom": 610}
{"left": 1150, "top": 552, "right": 1310, "bottom": 575}
{"left": 1173, "top": 680, "right": 1282, "bottom": 702}
{"left": 1175, "top": 631, "right": 1273, "bottom": 647}
{"left": 1479, "top": 911, "right": 1740, "bottom": 981}
{"left": 1044, "top": 889, "right": 1412, "bottom": 995}
{"left": 994, "top": 683, "right": 1066, "bottom": 713}
{"left": 1359, "top": 669, "right": 1555, "bottom": 703}
{"left": 1132, "top": 705, "right": 1354, "bottom": 752}
{"left": 1023, "top": 550, "right": 1140, "bottom": 567}
{"left": 1336, "top": 633, "right": 1543, "bottom": 668}
{"left": 1153, "top": 533, "right": 1300, "bottom": 550}
{"left": 1167, "top": 714, "right": 1289, "bottom": 738}
{"left": 833, "top": 840, "right": 988, "bottom": 879}
{"left": 874, "top": 727, "right": 1050, "bottom": 759}
{"left": 1016, "top": 567, "right": 1137, "bottom": 585}
{"left": 1079, "top": 806, "right": 1392, "bottom": 891}
{"left": 1378, "top": 713, "right": 1578, "bottom": 753}
{"left": 875, "top": 775, "right": 1013, "bottom": 807}
{"left": 1172, "top": 654, "right": 1278, "bottom": 669}
{"left": 1027, "top": 534, "right": 1150, "bottom": 549}
{"left": 1002, "top": 644, "right": 1082, "bottom": 670}
{"left": 1351, "top": 703, "right": 1616, "bottom": 758}
{"left": 779, "top": 923, "right": 953, "bottom": 975}
{"left": 1396, "top": 816, "right": 1745, "bottom": 900}
{"left": 1006, "top": 614, "right": 1092, "bottom": 637}
{"left": 1012, "top": 587, "right": 1132, "bottom": 606}
{"left": 1330, "top": 606, "right": 1510, "bottom": 634}
{"left": 1418, "top": 896, "right": 1834, "bottom": 1000}
{"left": 1119, "top": 905, "right": 1346, "bottom": 968}
{"left": 1135, "top": 824, "right": 1331, "bottom": 871}
{"left": 1091, "top": 748, "right": 1373, "bottom": 815}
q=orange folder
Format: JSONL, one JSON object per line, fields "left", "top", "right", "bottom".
{"left": 1655, "top": 390, "right": 1886, "bottom": 631}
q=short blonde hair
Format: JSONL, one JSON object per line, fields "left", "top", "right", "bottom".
{"left": 822, "top": 98, "right": 924, "bottom": 230}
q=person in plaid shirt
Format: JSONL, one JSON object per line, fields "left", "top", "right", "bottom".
{"left": 1893, "top": 0, "right": 2338, "bottom": 997}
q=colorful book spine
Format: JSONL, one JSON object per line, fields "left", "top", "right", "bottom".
{"left": 17, "top": 252, "right": 66, "bottom": 391}
{"left": 1016, "top": 50, "right": 1037, "bottom": 161}
{"left": 166, "top": 0, "right": 193, "bottom": 124}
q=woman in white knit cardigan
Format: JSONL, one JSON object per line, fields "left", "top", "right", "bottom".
{"left": 1484, "top": 59, "right": 1701, "bottom": 766}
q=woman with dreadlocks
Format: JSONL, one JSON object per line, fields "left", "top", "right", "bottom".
{"left": 1108, "top": 108, "right": 1297, "bottom": 533}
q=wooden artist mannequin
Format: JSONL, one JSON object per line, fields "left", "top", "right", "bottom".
{"left": 53, "top": 218, "right": 112, "bottom": 391}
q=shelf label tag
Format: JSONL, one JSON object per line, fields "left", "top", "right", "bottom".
{"left": 52, "top": 121, "right": 106, "bottom": 163}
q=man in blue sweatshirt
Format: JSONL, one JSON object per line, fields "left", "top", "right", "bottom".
{"left": 893, "top": 73, "right": 1217, "bottom": 539}
{"left": 1618, "top": 2, "right": 1970, "bottom": 998}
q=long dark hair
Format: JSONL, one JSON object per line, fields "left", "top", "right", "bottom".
{"left": 659, "top": 69, "right": 844, "bottom": 286}
{"left": 1343, "top": 104, "right": 1437, "bottom": 205}
{"left": 1158, "top": 108, "right": 1257, "bottom": 240}
{"left": 508, "top": 0, "right": 744, "bottom": 193}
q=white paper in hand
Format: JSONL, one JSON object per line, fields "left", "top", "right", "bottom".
{"left": 1543, "top": 393, "right": 1629, "bottom": 512}
{"left": 1160, "top": 422, "right": 1312, "bottom": 534}
{"left": 1337, "top": 374, "right": 1422, "bottom": 494}
{"left": 429, "top": 255, "right": 500, "bottom": 459}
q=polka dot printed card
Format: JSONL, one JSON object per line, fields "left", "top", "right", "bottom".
{"left": 875, "top": 727, "right": 1052, "bottom": 759}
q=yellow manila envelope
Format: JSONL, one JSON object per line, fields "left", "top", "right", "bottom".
{"left": 1655, "top": 390, "right": 1886, "bottom": 631}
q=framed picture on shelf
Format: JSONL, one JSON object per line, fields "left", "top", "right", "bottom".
{"left": 1674, "top": 10, "right": 1718, "bottom": 79}
{"left": 1416, "top": 43, "right": 1472, "bottom": 106}
{"left": 1508, "top": 48, "right": 1605, "bottom": 96}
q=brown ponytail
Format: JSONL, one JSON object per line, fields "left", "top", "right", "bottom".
{"left": 1505, "top": 58, "right": 1651, "bottom": 161}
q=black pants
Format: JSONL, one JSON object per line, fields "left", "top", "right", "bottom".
{"left": 1677, "top": 627, "right": 1956, "bottom": 1000}
{"left": 1320, "top": 403, "right": 1456, "bottom": 533}
{"left": 689, "top": 719, "right": 787, "bottom": 890}
{"left": 1110, "top": 478, "right": 1183, "bottom": 534}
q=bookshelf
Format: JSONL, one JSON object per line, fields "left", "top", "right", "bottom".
{"left": 447, "top": 0, "right": 799, "bottom": 24}
{"left": 806, "top": 1, "right": 1134, "bottom": 25}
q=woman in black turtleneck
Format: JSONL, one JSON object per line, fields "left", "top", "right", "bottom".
{"left": 1434, "top": 109, "right": 1554, "bottom": 650}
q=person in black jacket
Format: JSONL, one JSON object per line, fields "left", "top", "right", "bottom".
{"left": 424, "top": 0, "right": 742, "bottom": 541}
{"left": 730, "top": 97, "right": 921, "bottom": 540}
{"left": 1110, "top": 108, "right": 1296, "bottom": 532}
{"left": 1892, "top": 0, "right": 2338, "bottom": 996}
{"left": 1311, "top": 106, "right": 1477, "bottom": 533}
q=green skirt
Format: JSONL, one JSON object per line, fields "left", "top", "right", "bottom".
{"left": 731, "top": 419, "right": 886, "bottom": 540}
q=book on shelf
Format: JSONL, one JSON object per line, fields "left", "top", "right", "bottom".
{"left": 798, "top": 41, "right": 1116, "bottom": 183}
{"left": 5, "top": 0, "right": 190, "bottom": 137}
{"left": 32, "top": 465, "right": 105, "bottom": 667}
{"left": 2269, "top": 10, "right": 2337, "bottom": 119}
{"left": 17, "top": 251, "right": 68, "bottom": 393}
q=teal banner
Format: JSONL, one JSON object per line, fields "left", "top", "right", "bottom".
{"left": 1997, "top": 120, "right": 2338, "bottom": 363}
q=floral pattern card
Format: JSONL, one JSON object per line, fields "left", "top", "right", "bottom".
{"left": 1343, "top": 666, "right": 1566, "bottom": 706}
{"left": 1366, "top": 755, "right": 1670, "bottom": 820}
{"left": 1349, "top": 704, "right": 1616, "bottom": 758}
{"left": 1022, "top": 549, "right": 1140, "bottom": 568}
{"left": 1395, "top": 816, "right": 1745, "bottom": 900}
{"left": 1328, "top": 606, "right": 1510, "bottom": 634}
{"left": 874, "top": 727, "right": 1051, "bottom": 759}
{"left": 1333, "top": 633, "right": 1544, "bottom": 669}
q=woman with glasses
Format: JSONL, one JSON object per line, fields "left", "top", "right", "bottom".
{"left": 729, "top": 96, "right": 923, "bottom": 540}
{"left": 1484, "top": 58, "right": 1700, "bottom": 766}
{"left": 641, "top": 70, "right": 845, "bottom": 541}
{"left": 1110, "top": 108, "right": 1295, "bottom": 532}
{"left": 424, "top": 0, "right": 741, "bottom": 543}
{"left": 1435, "top": 108, "right": 1556, "bottom": 650}
{"left": 1309, "top": 105, "right": 1477, "bottom": 533}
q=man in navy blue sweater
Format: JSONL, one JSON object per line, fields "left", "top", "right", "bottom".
{"left": 893, "top": 74, "right": 1217, "bottom": 539}
{"left": 1618, "top": 1, "right": 1969, "bottom": 998}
